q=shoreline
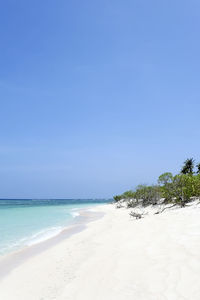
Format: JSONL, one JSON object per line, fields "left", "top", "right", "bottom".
{"left": 0, "top": 205, "right": 105, "bottom": 279}
{"left": 1, "top": 203, "right": 200, "bottom": 299}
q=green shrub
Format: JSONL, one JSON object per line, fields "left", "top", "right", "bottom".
{"left": 113, "top": 195, "right": 123, "bottom": 202}
{"left": 113, "top": 159, "right": 200, "bottom": 208}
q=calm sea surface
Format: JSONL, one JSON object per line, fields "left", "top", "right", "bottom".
{"left": 0, "top": 199, "right": 110, "bottom": 255}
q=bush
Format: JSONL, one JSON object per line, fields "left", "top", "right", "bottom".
{"left": 159, "top": 174, "right": 200, "bottom": 206}
{"left": 134, "top": 185, "right": 162, "bottom": 206}
{"left": 113, "top": 190, "right": 135, "bottom": 202}
{"left": 113, "top": 159, "right": 200, "bottom": 208}
{"left": 113, "top": 195, "right": 123, "bottom": 202}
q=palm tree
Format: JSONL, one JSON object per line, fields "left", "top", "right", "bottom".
{"left": 196, "top": 163, "right": 200, "bottom": 174}
{"left": 181, "top": 158, "right": 195, "bottom": 175}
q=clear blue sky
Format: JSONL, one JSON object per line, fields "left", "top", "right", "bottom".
{"left": 0, "top": 0, "right": 200, "bottom": 198}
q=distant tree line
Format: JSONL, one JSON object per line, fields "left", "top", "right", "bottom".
{"left": 114, "top": 158, "right": 200, "bottom": 207}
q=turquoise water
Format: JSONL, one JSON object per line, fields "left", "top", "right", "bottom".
{"left": 0, "top": 199, "right": 110, "bottom": 255}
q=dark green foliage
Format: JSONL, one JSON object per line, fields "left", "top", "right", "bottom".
{"left": 113, "top": 190, "right": 135, "bottom": 202}
{"left": 122, "top": 190, "right": 136, "bottom": 199}
{"left": 113, "top": 158, "right": 200, "bottom": 208}
{"left": 181, "top": 158, "right": 195, "bottom": 175}
{"left": 134, "top": 185, "right": 161, "bottom": 206}
{"left": 196, "top": 163, "right": 200, "bottom": 174}
{"left": 113, "top": 195, "right": 123, "bottom": 202}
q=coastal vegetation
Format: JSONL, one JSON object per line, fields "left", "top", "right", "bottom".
{"left": 114, "top": 158, "right": 200, "bottom": 208}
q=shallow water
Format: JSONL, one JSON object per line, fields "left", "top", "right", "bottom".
{"left": 0, "top": 199, "right": 110, "bottom": 255}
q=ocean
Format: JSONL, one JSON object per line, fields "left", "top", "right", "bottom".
{"left": 0, "top": 199, "right": 110, "bottom": 256}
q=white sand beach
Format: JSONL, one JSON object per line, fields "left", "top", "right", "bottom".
{"left": 0, "top": 203, "right": 200, "bottom": 300}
